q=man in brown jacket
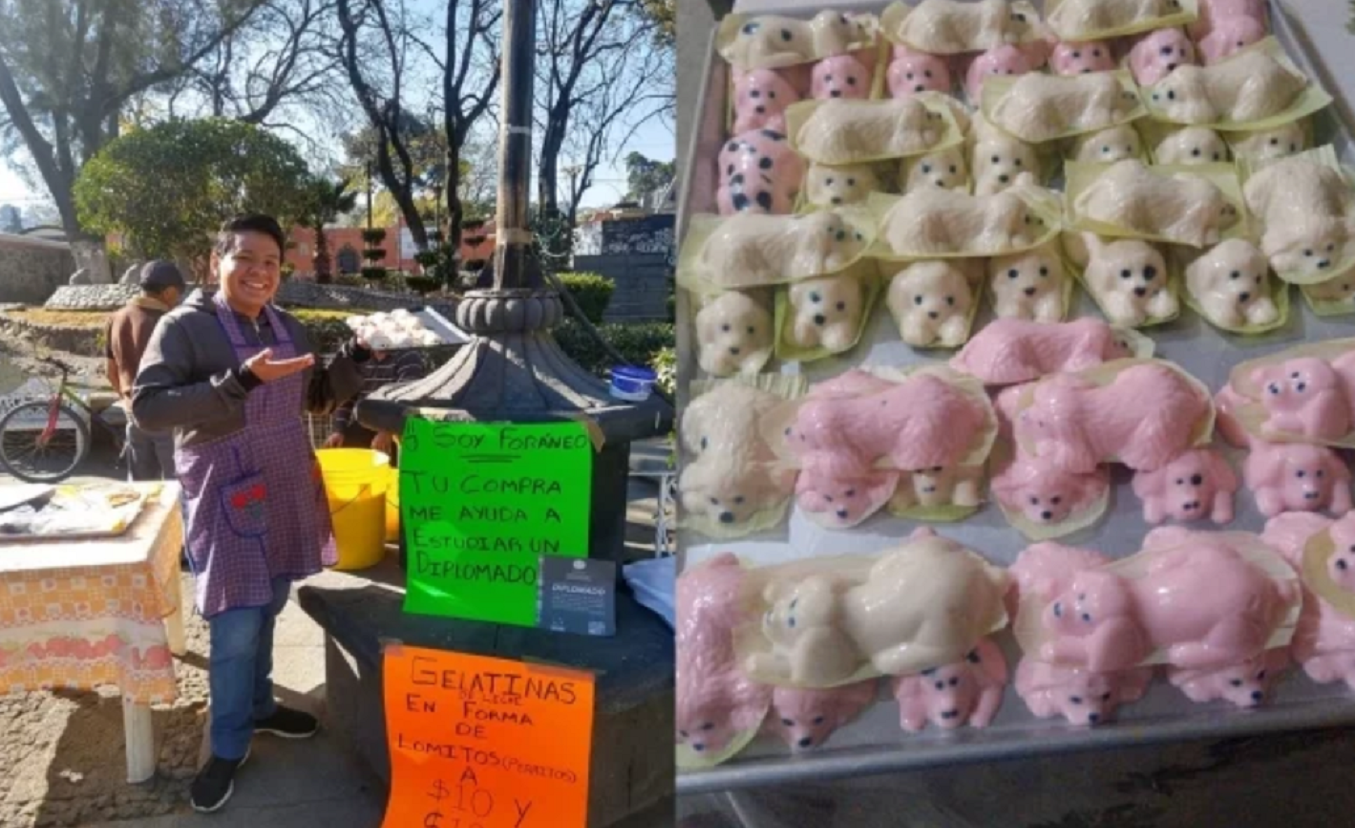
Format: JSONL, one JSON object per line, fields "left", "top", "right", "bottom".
{"left": 106, "top": 261, "right": 184, "bottom": 480}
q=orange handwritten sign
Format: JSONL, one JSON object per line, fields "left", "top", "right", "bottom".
{"left": 381, "top": 645, "right": 595, "bottom": 828}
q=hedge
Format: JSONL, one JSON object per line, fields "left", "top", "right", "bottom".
{"left": 556, "top": 272, "right": 614, "bottom": 325}
{"left": 552, "top": 318, "right": 673, "bottom": 378}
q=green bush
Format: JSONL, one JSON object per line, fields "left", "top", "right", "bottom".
{"left": 360, "top": 266, "right": 388, "bottom": 281}
{"left": 652, "top": 346, "right": 676, "bottom": 396}
{"left": 553, "top": 318, "right": 673, "bottom": 378}
{"left": 405, "top": 275, "right": 441, "bottom": 295}
{"left": 361, "top": 228, "right": 388, "bottom": 245}
{"left": 557, "top": 272, "right": 614, "bottom": 325}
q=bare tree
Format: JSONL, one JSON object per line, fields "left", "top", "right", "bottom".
{"left": 0, "top": 0, "right": 265, "bottom": 277}
{"left": 181, "top": 1, "right": 346, "bottom": 134}
{"left": 407, "top": 0, "right": 500, "bottom": 263}
{"left": 536, "top": 0, "right": 671, "bottom": 232}
{"left": 335, "top": 0, "right": 434, "bottom": 250}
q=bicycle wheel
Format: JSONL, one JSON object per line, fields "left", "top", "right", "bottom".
{"left": 0, "top": 401, "right": 90, "bottom": 483}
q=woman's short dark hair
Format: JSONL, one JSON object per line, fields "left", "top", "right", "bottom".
{"left": 215, "top": 214, "right": 286, "bottom": 257}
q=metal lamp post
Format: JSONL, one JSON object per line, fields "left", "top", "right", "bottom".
{"left": 355, "top": 0, "right": 673, "bottom": 569}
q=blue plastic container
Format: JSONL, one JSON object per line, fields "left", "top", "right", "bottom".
{"left": 610, "top": 365, "right": 657, "bottom": 401}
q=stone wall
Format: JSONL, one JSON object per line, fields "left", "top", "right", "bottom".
{"left": 574, "top": 253, "right": 671, "bottom": 322}
{"left": 571, "top": 214, "right": 674, "bottom": 322}
{"left": 0, "top": 234, "right": 76, "bottom": 304}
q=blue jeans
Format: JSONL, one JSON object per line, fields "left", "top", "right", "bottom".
{"left": 208, "top": 577, "right": 291, "bottom": 760}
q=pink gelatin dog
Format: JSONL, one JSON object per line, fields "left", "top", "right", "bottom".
{"left": 676, "top": 554, "right": 772, "bottom": 756}
{"left": 1009, "top": 542, "right": 1152, "bottom": 726}
{"left": 950, "top": 317, "right": 1134, "bottom": 386}
{"left": 717, "top": 129, "right": 806, "bottom": 216}
{"left": 991, "top": 453, "right": 1109, "bottom": 527}
{"left": 1015, "top": 363, "right": 1210, "bottom": 474}
{"left": 765, "top": 680, "right": 878, "bottom": 751}
{"left": 811, "top": 53, "right": 872, "bottom": 100}
{"left": 1249, "top": 355, "right": 1355, "bottom": 443}
{"left": 886, "top": 46, "right": 953, "bottom": 98}
{"left": 1197, "top": 14, "right": 1266, "bottom": 64}
{"left": 732, "top": 68, "right": 803, "bottom": 135}
{"left": 1263, "top": 512, "right": 1355, "bottom": 690}
{"left": 1189, "top": 0, "right": 1268, "bottom": 42}
{"left": 1014, "top": 659, "right": 1154, "bottom": 726}
{"left": 1165, "top": 647, "right": 1289, "bottom": 708}
{"left": 1244, "top": 440, "right": 1353, "bottom": 517}
{"left": 890, "top": 638, "right": 1008, "bottom": 731}
{"left": 789, "top": 372, "right": 988, "bottom": 479}
{"left": 1127, "top": 28, "right": 1197, "bottom": 87}
{"left": 1040, "top": 535, "right": 1298, "bottom": 672}
{"left": 1131, "top": 448, "right": 1239, "bottom": 524}
{"left": 1213, "top": 384, "right": 1253, "bottom": 448}
{"left": 1049, "top": 40, "right": 1115, "bottom": 75}
{"left": 795, "top": 468, "right": 898, "bottom": 528}
{"left": 963, "top": 44, "right": 1033, "bottom": 102}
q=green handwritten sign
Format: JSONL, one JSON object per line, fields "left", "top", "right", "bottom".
{"left": 399, "top": 419, "right": 593, "bottom": 626}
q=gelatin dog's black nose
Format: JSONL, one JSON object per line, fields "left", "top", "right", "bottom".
{"left": 1251, "top": 691, "right": 1264, "bottom": 702}
{"left": 1319, "top": 260, "right": 1332, "bottom": 269}
{"left": 836, "top": 508, "right": 849, "bottom": 519}
{"left": 728, "top": 346, "right": 741, "bottom": 355}
{"left": 830, "top": 90, "right": 842, "bottom": 98}
{"left": 928, "top": 311, "right": 939, "bottom": 319}
{"left": 798, "top": 737, "right": 813, "bottom": 748}
{"left": 1239, "top": 292, "right": 1251, "bottom": 302}
{"left": 718, "top": 511, "right": 735, "bottom": 523}
{"left": 1134, "top": 286, "right": 1147, "bottom": 296}
{"left": 813, "top": 314, "right": 827, "bottom": 325}
{"left": 1024, "top": 287, "right": 1036, "bottom": 296}
{"left": 998, "top": 174, "right": 1010, "bottom": 183}
{"left": 1088, "top": 713, "right": 1101, "bottom": 724}
{"left": 1041, "top": 510, "right": 1053, "bottom": 520}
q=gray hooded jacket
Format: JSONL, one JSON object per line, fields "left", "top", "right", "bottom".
{"left": 131, "top": 288, "right": 367, "bottom": 450}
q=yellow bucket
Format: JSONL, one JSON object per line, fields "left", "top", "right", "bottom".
{"left": 316, "top": 448, "right": 391, "bottom": 571}
{"left": 384, "top": 465, "right": 400, "bottom": 543}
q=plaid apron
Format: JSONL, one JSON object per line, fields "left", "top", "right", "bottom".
{"left": 175, "top": 297, "right": 337, "bottom": 617}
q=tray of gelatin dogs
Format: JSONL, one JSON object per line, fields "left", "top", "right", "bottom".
{"left": 672, "top": 0, "right": 1355, "bottom": 793}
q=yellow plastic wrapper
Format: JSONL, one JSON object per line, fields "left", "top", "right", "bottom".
{"left": 881, "top": 0, "right": 1044, "bottom": 55}
{"left": 1045, "top": 0, "right": 1198, "bottom": 42}
{"left": 676, "top": 205, "right": 876, "bottom": 292}
{"left": 1141, "top": 38, "right": 1331, "bottom": 132}
{"left": 1065, "top": 159, "right": 1246, "bottom": 249}
{"left": 678, "top": 376, "right": 807, "bottom": 540}
{"left": 981, "top": 69, "right": 1145, "bottom": 144}
{"left": 772, "top": 259, "right": 881, "bottom": 363}
{"left": 717, "top": 11, "right": 880, "bottom": 72}
{"left": 786, "top": 96, "right": 964, "bottom": 165}
{"left": 1299, "top": 265, "right": 1355, "bottom": 317}
{"left": 886, "top": 464, "right": 986, "bottom": 522}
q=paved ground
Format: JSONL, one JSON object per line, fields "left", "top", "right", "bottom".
{"left": 0, "top": 441, "right": 674, "bottom": 827}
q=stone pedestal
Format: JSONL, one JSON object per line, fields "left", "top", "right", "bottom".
{"left": 297, "top": 558, "right": 674, "bottom": 828}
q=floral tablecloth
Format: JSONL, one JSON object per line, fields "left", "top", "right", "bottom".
{"left": 0, "top": 484, "right": 182, "bottom": 704}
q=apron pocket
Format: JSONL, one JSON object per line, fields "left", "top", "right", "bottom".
{"left": 220, "top": 474, "right": 269, "bottom": 538}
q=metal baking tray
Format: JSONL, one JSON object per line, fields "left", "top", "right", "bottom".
{"left": 675, "top": 0, "right": 1355, "bottom": 796}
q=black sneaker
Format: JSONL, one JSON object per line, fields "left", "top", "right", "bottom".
{"left": 190, "top": 747, "right": 249, "bottom": 814}
{"left": 254, "top": 705, "right": 319, "bottom": 739}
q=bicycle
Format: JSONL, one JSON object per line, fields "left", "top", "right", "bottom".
{"left": 0, "top": 355, "right": 126, "bottom": 483}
